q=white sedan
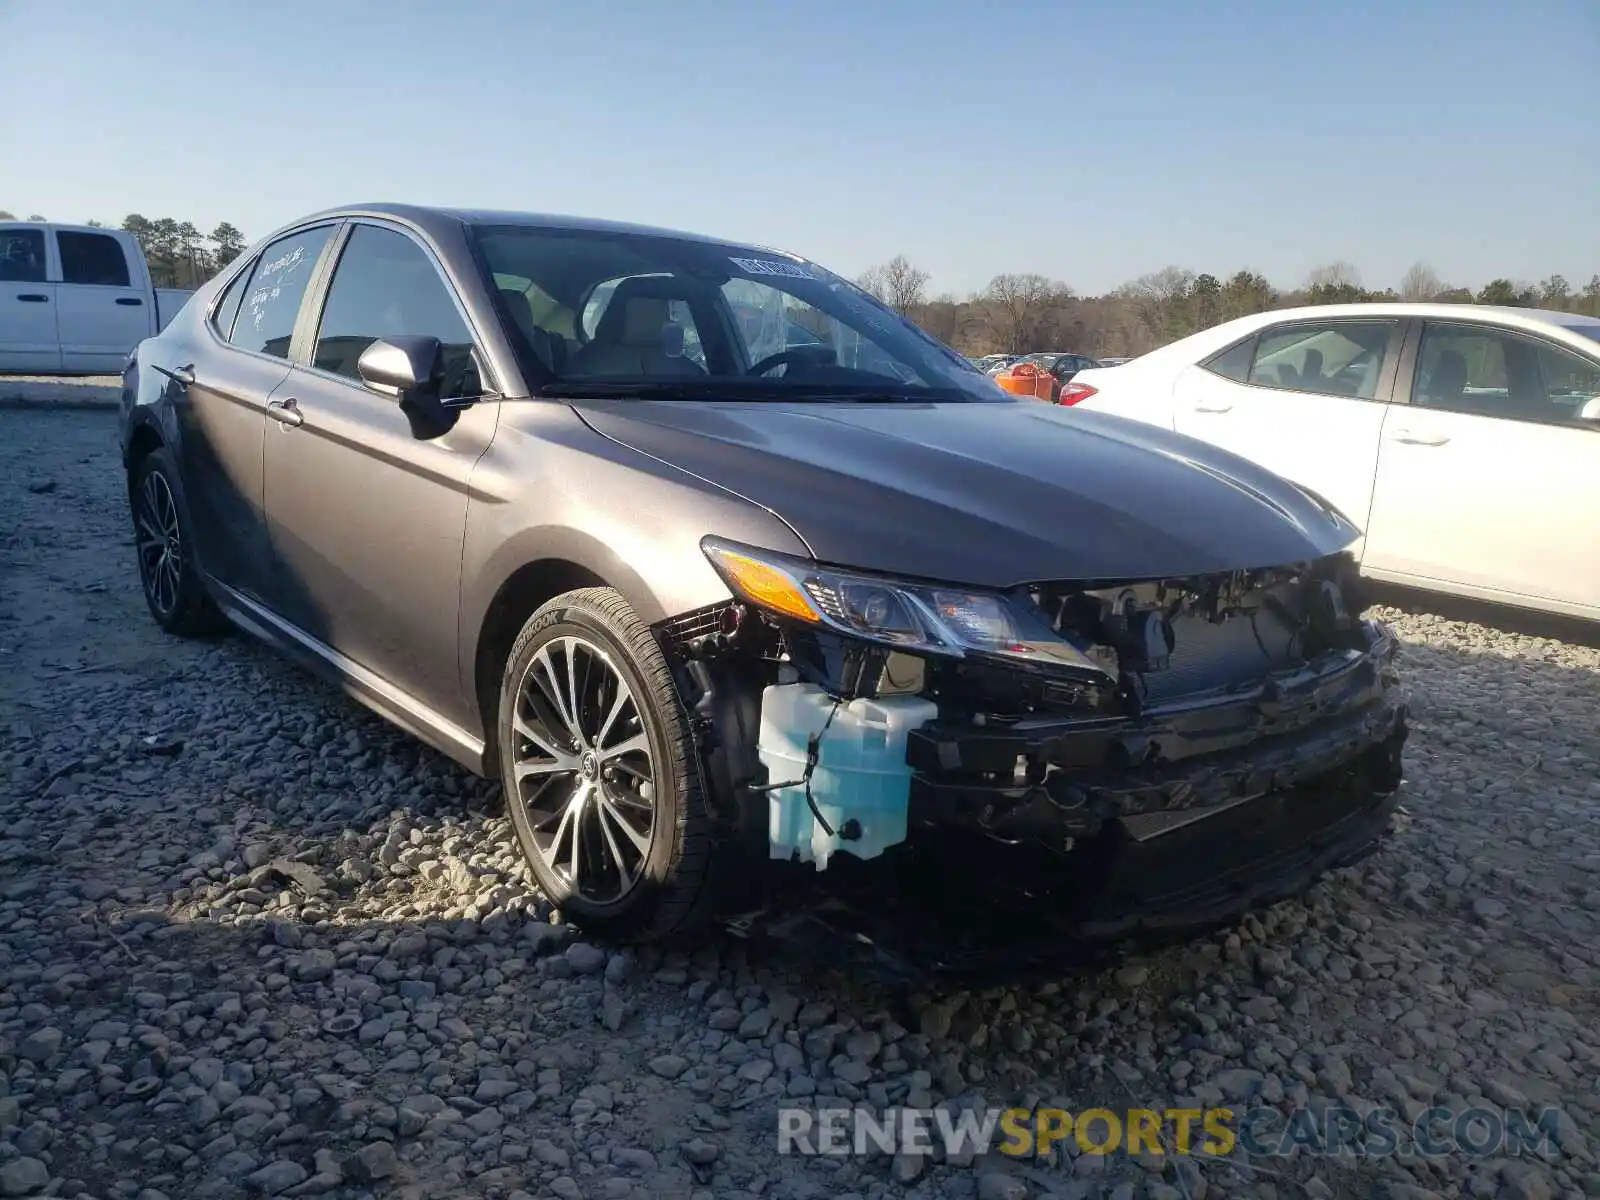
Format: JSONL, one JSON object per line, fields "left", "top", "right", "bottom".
{"left": 1066, "top": 303, "right": 1600, "bottom": 621}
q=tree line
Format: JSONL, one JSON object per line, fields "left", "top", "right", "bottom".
{"left": 1, "top": 209, "right": 247, "bottom": 289}
{"left": 856, "top": 255, "right": 1600, "bottom": 358}
{"left": 9, "top": 206, "right": 1594, "bottom": 357}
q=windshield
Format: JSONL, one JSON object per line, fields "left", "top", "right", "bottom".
{"left": 1570, "top": 322, "right": 1600, "bottom": 349}
{"left": 472, "top": 224, "right": 1005, "bottom": 401}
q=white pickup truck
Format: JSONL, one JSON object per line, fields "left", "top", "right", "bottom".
{"left": 0, "top": 221, "right": 195, "bottom": 375}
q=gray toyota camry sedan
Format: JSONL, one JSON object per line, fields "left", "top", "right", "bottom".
{"left": 119, "top": 204, "right": 1407, "bottom": 946}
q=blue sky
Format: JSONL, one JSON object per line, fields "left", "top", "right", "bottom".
{"left": 2, "top": 0, "right": 1595, "bottom": 296}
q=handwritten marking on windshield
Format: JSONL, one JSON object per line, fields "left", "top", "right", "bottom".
{"left": 729, "top": 256, "right": 816, "bottom": 280}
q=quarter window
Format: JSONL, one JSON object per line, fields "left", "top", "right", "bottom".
{"left": 233, "top": 226, "right": 334, "bottom": 359}
{"left": 312, "top": 224, "right": 479, "bottom": 395}
{"left": 58, "top": 232, "right": 131, "bottom": 287}
{"left": 1201, "top": 337, "right": 1254, "bottom": 383}
{"left": 1412, "top": 322, "right": 1600, "bottom": 426}
{"left": 0, "top": 229, "right": 47, "bottom": 283}
{"left": 210, "top": 261, "right": 252, "bottom": 341}
{"left": 1248, "top": 321, "right": 1395, "bottom": 399}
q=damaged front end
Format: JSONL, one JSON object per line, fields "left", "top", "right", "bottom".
{"left": 653, "top": 539, "right": 1407, "bottom": 975}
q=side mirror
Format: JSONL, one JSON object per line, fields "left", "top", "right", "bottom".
{"left": 356, "top": 335, "right": 441, "bottom": 397}
{"left": 1579, "top": 396, "right": 1600, "bottom": 424}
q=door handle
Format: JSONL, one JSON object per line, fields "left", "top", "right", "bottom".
{"left": 116, "top": 297, "right": 143, "bottom": 306}
{"left": 1193, "top": 402, "right": 1233, "bottom": 413}
{"left": 154, "top": 363, "right": 195, "bottom": 387}
{"left": 1389, "top": 430, "right": 1449, "bottom": 446}
{"left": 16, "top": 294, "right": 48, "bottom": 303}
{"left": 267, "top": 397, "right": 304, "bottom": 428}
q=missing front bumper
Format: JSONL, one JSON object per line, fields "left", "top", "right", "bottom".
{"left": 905, "top": 621, "right": 1405, "bottom": 848}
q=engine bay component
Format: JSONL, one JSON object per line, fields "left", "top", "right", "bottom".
{"left": 654, "top": 547, "right": 1406, "bottom": 969}
{"left": 757, "top": 682, "right": 938, "bottom": 869}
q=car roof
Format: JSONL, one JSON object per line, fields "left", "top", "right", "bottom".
{"left": 0, "top": 220, "right": 124, "bottom": 235}
{"left": 1115, "top": 301, "right": 1600, "bottom": 366}
{"left": 283, "top": 202, "right": 801, "bottom": 259}
{"left": 1212, "top": 301, "right": 1596, "bottom": 333}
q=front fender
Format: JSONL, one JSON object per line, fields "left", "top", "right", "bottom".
{"left": 456, "top": 401, "right": 811, "bottom": 730}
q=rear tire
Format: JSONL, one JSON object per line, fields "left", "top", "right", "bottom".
{"left": 497, "top": 587, "right": 715, "bottom": 943}
{"left": 129, "top": 447, "right": 227, "bottom": 637}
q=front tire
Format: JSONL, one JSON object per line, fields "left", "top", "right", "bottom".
{"left": 497, "top": 587, "right": 714, "bottom": 943}
{"left": 129, "top": 447, "right": 227, "bottom": 637}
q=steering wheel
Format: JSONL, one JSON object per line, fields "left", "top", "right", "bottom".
{"left": 746, "top": 348, "right": 823, "bottom": 377}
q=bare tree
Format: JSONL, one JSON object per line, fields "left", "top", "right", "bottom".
{"left": 1305, "top": 261, "right": 1362, "bottom": 291}
{"left": 855, "top": 265, "right": 888, "bottom": 304}
{"left": 881, "top": 255, "right": 929, "bottom": 314}
{"left": 857, "top": 254, "right": 930, "bottom": 314}
{"left": 913, "top": 294, "right": 961, "bottom": 344}
{"left": 1398, "top": 262, "right": 1443, "bottom": 301}
{"left": 1118, "top": 266, "right": 1195, "bottom": 342}
{"left": 982, "top": 273, "right": 1060, "bottom": 353}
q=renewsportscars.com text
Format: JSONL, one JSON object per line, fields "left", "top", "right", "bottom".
{"left": 777, "top": 1103, "right": 1573, "bottom": 1161}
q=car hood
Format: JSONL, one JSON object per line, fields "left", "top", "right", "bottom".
{"left": 571, "top": 397, "right": 1358, "bottom": 586}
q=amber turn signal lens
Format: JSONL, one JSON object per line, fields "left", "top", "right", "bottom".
{"left": 710, "top": 550, "right": 821, "bottom": 623}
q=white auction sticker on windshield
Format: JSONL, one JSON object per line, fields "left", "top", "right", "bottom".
{"left": 729, "top": 256, "right": 816, "bottom": 280}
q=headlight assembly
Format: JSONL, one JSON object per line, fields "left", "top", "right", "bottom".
{"left": 701, "top": 537, "right": 1114, "bottom": 682}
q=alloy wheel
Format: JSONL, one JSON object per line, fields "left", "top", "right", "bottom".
{"left": 511, "top": 635, "right": 656, "bottom": 903}
{"left": 135, "top": 471, "right": 183, "bottom": 617}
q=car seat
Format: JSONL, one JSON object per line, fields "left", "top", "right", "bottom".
{"left": 498, "top": 287, "right": 567, "bottom": 374}
{"left": 1421, "top": 349, "right": 1467, "bottom": 407}
{"left": 565, "top": 277, "right": 706, "bottom": 378}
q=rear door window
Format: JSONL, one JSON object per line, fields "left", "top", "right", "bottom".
{"left": 57, "top": 231, "right": 131, "bottom": 287}
{"left": 1413, "top": 321, "right": 1600, "bottom": 426}
{"left": 232, "top": 226, "right": 335, "bottom": 359}
{"left": 0, "top": 229, "right": 47, "bottom": 283}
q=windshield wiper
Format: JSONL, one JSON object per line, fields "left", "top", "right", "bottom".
{"left": 536, "top": 381, "right": 960, "bottom": 403}
{"left": 536, "top": 381, "right": 719, "bottom": 400}
{"left": 534, "top": 380, "right": 972, "bottom": 404}
{"left": 780, "top": 390, "right": 936, "bottom": 403}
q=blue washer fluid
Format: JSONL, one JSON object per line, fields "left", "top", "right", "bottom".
{"left": 756, "top": 682, "right": 939, "bottom": 870}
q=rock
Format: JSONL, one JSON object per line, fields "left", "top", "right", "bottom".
{"left": 565, "top": 942, "right": 608, "bottom": 974}
{"left": 17, "top": 1028, "right": 62, "bottom": 1064}
{"left": 976, "top": 1173, "right": 1030, "bottom": 1200}
{"left": 738, "top": 1008, "right": 774, "bottom": 1038}
{"left": 0, "top": 1158, "right": 50, "bottom": 1197}
{"left": 1255, "top": 949, "right": 1287, "bottom": 978}
{"left": 243, "top": 842, "right": 273, "bottom": 868}
{"left": 291, "top": 949, "right": 337, "bottom": 982}
{"left": 612, "top": 1148, "right": 656, "bottom": 1172}
{"left": 891, "top": 1152, "right": 923, "bottom": 1183}
{"left": 1115, "top": 964, "right": 1151, "bottom": 988}
{"left": 649, "top": 1054, "right": 690, "bottom": 1079}
{"left": 352, "top": 1141, "right": 397, "bottom": 1180}
{"left": 680, "top": 1138, "right": 720, "bottom": 1166}
{"left": 1214, "top": 1069, "right": 1266, "bottom": 1100}
{"left": 244, "top": 1160, "right": 307, "bottom": 1195}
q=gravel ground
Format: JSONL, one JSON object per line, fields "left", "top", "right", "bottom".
{"left": 0, "top": 377, "right": 123, "bottom": 410}
{"left": 3, "top": 400, "right": 1599, "bottom": 1200}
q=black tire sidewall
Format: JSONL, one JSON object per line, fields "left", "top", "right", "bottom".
{"left": 130, "top": 448, "right": 211, "bottom": 632}
{"left": 497, "top": 592, "right": 695, "bottom": 932}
